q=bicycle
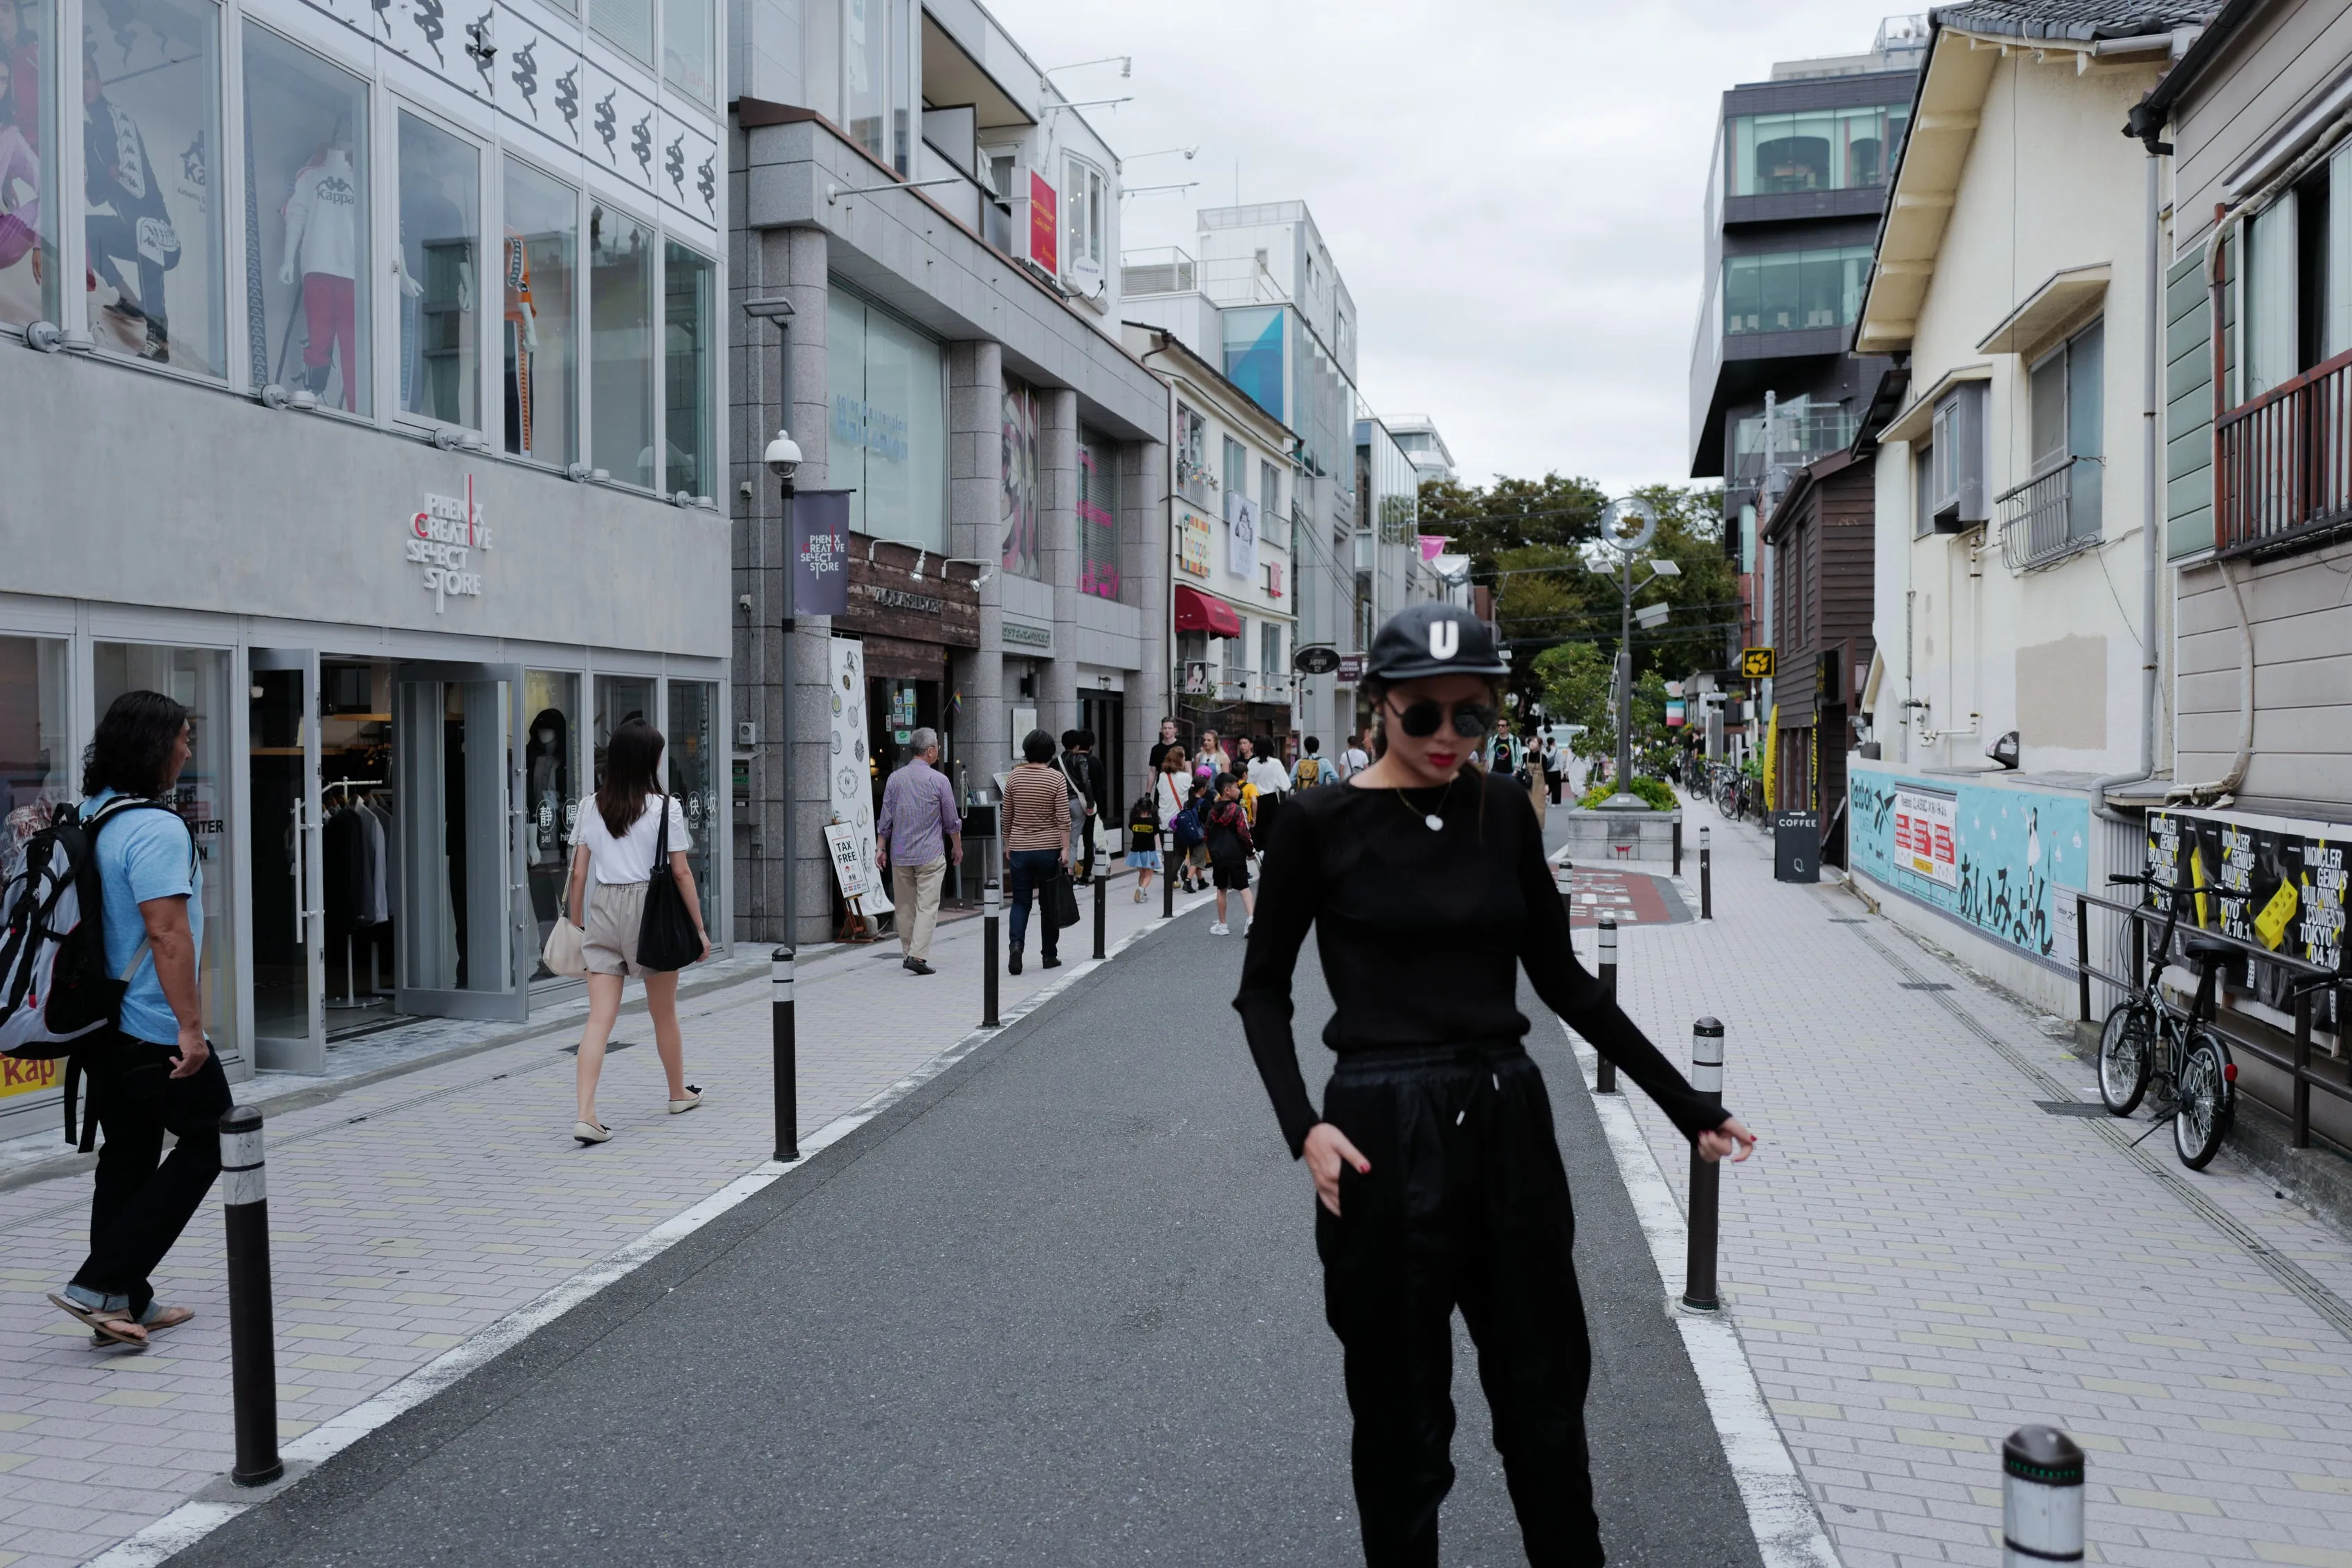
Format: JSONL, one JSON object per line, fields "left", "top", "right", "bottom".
{"left": 2096, "top": 871, "right": 2239, "bottom": 1169}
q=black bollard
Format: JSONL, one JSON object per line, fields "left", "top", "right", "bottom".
{"left": 1673, "top": 813, "right": 1683, "bottom": 877}
{"left": 2003, "top": 1426, "right": 2085, "bottom": 1566}
{"left": 1700, "top": 826, "right": 1714, "bottom": 921}
{"left": 771, "top": 947, "right": 798, "bottom": 1163}
{"left": 1093, "top": 865, "right": 1108, "bottom": 960}
{"left": 1596, "top": 915, "right": 1619, "bottom": 1094}
{"left": 220, "top": 1105, "right": 282, "bottom": 1486}
{"left": 1161, "top": 829, "right": 1175, "bottom": 920}
{"left": 983, "top": 879, "right": 1001, "bottom": 1027}
{"left": 1681, "top": 1018, "right": 1725, "bottom": 1313}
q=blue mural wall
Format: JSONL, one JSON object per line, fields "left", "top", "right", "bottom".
{"left": 1849, "top": 764, "right": 2092, "bottom": 965}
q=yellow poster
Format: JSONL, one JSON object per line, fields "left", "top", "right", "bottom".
{"left": 0, "top": 1055, "right": 61, "bottom": 1101}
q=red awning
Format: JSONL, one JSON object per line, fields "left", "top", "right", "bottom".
{"left": 1173, "top": 584, "right": 1244, "bottom": 639}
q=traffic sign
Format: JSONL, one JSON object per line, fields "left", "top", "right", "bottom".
{"left": 1740, "top": 647, "right": 1776, "bottom": 680}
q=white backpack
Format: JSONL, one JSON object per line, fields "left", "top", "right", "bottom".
{"left": 0, "top": 795, "right": 181, "bottom": 1057}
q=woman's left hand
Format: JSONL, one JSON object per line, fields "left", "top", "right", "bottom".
{"left": 1696, "top": 1117, "right": 1757, "bottom": 1164}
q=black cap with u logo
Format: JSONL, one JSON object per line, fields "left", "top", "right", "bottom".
{"left": 1363, "top": 602, "right": 1508, "bottom": 683}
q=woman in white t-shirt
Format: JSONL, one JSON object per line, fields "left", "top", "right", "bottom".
{"left": 563, "top": 717, "right": 711, "bottom": 1144}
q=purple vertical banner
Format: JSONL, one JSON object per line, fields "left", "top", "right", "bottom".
{"left": 791, "top": 489, "right": 852, "bottom": 618}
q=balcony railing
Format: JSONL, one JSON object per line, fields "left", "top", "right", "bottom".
{"left": 2217, "top": 346, "right": 2352, "bottom": 555}
{"left": 1996, "top": 460, "right": 2095, "bottom": 572}
{"left": 1725, "top": 407, "right": 1857, "bottom": 485}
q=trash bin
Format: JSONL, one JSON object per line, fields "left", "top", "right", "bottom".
{"left": 1773, "top": 809, "right": 1819, "bottom": 883}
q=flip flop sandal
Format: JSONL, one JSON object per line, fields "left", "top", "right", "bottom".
{"left": 91, "top": 1303, "right": 191, "bottom": 1345}
{"left": 48, "top": 1293, "right": 147, "bottom": 1347}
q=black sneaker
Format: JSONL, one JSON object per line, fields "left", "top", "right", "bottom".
{"left": 908, "top": 959, "right": 935, "bottom": 976}
{"left": 1008, "top": 947, "right": 1023, "bottom": 975}
{"left": 1041, "top": 954, "right": 1062, "bottom": 970}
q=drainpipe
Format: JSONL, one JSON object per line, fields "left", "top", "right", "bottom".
{"left": 2091, "top": 151, "right": 2164, "bottom": 822}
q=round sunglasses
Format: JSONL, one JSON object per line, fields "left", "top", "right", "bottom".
{"left": 1386, "top": 697, "right": 1498, "bottom": 739}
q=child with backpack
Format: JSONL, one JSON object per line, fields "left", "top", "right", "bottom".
{"left": 1172, "top": 775, "right": 1211, "bottom": 894}
{"left": 1204, "top": 773, "right": 1257, "bottom": 937}
{"left": 1126, "top": 786, "right": 1163, "bottom": 904}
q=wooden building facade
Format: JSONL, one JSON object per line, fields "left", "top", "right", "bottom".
{"left": 1764, "top": 450, "right": 1877, "bottom": 865}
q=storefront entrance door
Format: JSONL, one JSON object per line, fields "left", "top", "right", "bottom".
{"left": 250, "top": 649, "right": 326, "bottom": 1071}
{"left": 392, "top": 663, "right": 531, "bottom": 1021}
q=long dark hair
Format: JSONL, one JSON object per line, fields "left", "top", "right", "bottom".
{"left": 597, "top": 718, "right": 665, "bottom": 838}
{"left": 82, "top": 690, "right": 190, "bottom": 798}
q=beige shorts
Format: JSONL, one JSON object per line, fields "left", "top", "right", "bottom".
{"left": 582, "top": 880, "right": 649, "bottom": 977}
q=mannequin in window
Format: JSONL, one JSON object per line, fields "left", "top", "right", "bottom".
{"left": 0, "top": 35, "right": 37, "bottom": 276}
{"left": 279, "top": 121, "right": 359, "bottom": 409}
{"left": 503, "top": 224, "right": 538, "bottom": 454}
{"left": 526, "top": 710, "right": 567, "bottom": 870}
{"left": 82, "top": 50, "right": 178, "bottom": 362}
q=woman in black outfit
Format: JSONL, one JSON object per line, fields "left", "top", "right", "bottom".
{"left": 1234, "top": 602, "right": 1756, "bottom": 1567}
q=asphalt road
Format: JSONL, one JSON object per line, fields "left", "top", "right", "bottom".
{"left": 176, "top": 860, "right": 1761, "bottom": 1566}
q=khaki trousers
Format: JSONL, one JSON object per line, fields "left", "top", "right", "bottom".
{"left": 893, "top": 855, "right": 947, "bottom": 961}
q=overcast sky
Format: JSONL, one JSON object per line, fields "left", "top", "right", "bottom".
{"left": 983, "top": 0, "right": 1912, "bottom": 498}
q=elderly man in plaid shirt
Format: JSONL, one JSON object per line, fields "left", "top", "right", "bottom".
{"left": 874, "top": 728, "right": 963, "bottom": 976}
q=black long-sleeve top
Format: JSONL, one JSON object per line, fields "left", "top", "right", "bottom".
{"left": 1232, "top": 768, "right": 1732, "bottom": 1157}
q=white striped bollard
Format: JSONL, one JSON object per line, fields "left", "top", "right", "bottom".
{"left": 771, "top": 946, "right": 798, "bottom": 1163}
{"left": 221, "top": 1104, "right": 282, "bottom": 1486}
{"left": 2003, "top": 1426, "right": 2084, "bottom": 1565}
{"left": 1680, "top": 1019, "right": 1724, "bottom": 1313}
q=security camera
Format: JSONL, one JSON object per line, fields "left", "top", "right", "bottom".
{"left": 764, "top": 428, "right": 803, "bottom": 481}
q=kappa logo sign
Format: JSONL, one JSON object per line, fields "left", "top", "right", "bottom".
{"left": 1429, "top": 620, "right": 1460, "bottom": 660}
{"left": 1740, "top": 647, "right": 1776, "bottom": 680}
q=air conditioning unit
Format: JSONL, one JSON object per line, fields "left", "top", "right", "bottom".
{"left": 1929, "top": 382, "right": 1987, "bottom": 532}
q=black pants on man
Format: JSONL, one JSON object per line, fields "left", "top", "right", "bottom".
{"left": 1316, "top": 1044, "right": 1602, "bottom": 1567}
{"left": 71, "top": 1030, "right": 233, "bottom": 1318}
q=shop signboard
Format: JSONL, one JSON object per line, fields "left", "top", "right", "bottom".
{"left": 1179, "top": 513, "right": 1213, "bottom": 578}
{"left": 1029, "top": 172, "right": 1057, "bottom": 275}
{"left": 1228, "top": 492, "right": 1259, "bottom": 578}
{"left": 823, "top": 822, "right": 873, "bottom": 901}
{"left": 1849, "top": 764, "right": 2088, "bottom": 964}
{"left": 793, "top": 490, "right": 852, "bottom": 617}
{"left": 824, "top": 637, "right": 891, "bottom": 912}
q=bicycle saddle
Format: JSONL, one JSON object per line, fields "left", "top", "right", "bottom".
{"left": 2182, "top": 934, "right": 2235, "bottom": 964}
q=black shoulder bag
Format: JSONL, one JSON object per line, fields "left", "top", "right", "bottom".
{"left": 634, "top": 795, "right": 703, "bottom": 972}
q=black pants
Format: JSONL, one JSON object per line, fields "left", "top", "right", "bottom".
{"left": 1316, "top": 1044, "right": 1601, "bottom": 1567}
{"left": 71, "top": 1030, "right": 233, "bottom": 1318}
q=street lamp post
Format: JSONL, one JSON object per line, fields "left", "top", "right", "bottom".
{"left": 1588, "top": 498, "right": 1680, "bottom": 811}
{"left": 745, "top": 297, "right": 802, "bottom": 940}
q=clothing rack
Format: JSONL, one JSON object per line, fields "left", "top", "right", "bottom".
{"left": 322, "top": 782, "right": 392, "bottom": 1008}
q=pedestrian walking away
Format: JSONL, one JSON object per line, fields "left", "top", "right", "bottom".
{"left": 1336, "top": 731, "right": 1371, "bottom": 783}
{"left": 1541, "top": 733, "right": 1563, "bottom": 806}
{"left": 1204, "top": 773, "right": 1256, "bottom": 936}
{"left": 1233, "top": 602, "right": 1758, "bottom": 1567}
{"left": 564, "top": 717, "right": 712, "bottom": 1145}
{"left": 1126, "top": 782, "right": 1164, "bottom": 903}
{"left": 1059, "top": 730, "right": 1099, "bottom": 884}
{"left": 1001, "top": 729, "right": 1072, "bottom": 975}
{"left": 42, "top": 691, "right": 232, "bottom": 1350}
{"left": 1247, "top": 736, "right": 1292, "bottom": 850}
{"left": 875, "top": 726, "right": 962, "bottom": 976}
{"left": 1290, "top": 735, "right": 1329, "bottom": 790}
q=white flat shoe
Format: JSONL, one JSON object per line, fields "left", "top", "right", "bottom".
{"left": 669, "top": 1085, "right": 703, "bottom": 1114}
{"left": 573, "top": 1120, "right": 612, "bottom": 1145}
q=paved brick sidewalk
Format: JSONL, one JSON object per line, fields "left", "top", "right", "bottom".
{"left": 0, "top": 879, "right": 1212, "bottom": 1568}
{"left": 1599, "top": 801, "right": 2352, "bottom": 1567}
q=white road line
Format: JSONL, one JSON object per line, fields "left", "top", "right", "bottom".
{"left": 81, "top": 898, "right": 1209, "bottom": 1567}
{"left": 1564, "top": 1029, "right": 1844, "bottom": 1568}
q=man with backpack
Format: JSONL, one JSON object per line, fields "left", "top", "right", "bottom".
{"left": 37, "top": 692, "right": 228, "bottom": 1347}
{"left": 1289, "top": 736, "right": 1327, "bottom": 790}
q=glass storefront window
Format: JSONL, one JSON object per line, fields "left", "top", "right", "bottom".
{"left": 398, "top": 111, "right": 479, "bottom": 427}
{"left": 0, "top": 0, "right": 60, "bottom": 328}
{"left": 1729, "top": 103, "right": 1910, "bottom": 196}
{"left": 82, "top": 0, "right": 223, "bottom": 374}
{"left": 1078, "top": 428, "right": 1119, "bottom": 600}
{"left": 829, "top": 285, "right": 946, "bottom": 549}
{"left": 843, "top": 0, "right": 885, "bottom": 169}
{"left": 663, "top": 240, "right": 713, "bottom": 498}
{"left": 662, "top": 0, "right": 715, "bottom": 107}
{"left": 1722, "top": 245, "right": 1873, "bottom": 336}
{"left": 1000, "top": 373, "right": 1040, "bottom": 576}
{"left": 244, "top": 26, "right": 367, "bottom": 412}
{"left": 1, "top": 635, "right": 68, "bottom": 1110}
{"left": 524, "top": 670, "right": 579, "bottom": 980}
{"left": 590, "top": 201, "right": 654, "bottom": 488}
{"left": 504, "top": 158, "right": 577, "bottom": 465}
{"left": 92, "top": 643, "right": 237, "bottom": 1053}
{"left": 589, "top": 0, "right": 652, "bottom": 68}
{"left": 665, "top": 679, "right": 717, "bottom": 934}
{"left": 592, "top": 673, "right": 658, "bottom": 790}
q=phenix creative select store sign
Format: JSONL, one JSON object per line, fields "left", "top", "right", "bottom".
{"left": 405, "top": 480, "right": 495, "bottom": 611}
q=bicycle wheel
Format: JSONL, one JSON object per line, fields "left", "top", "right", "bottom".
{"left": 2173, "top": 1031, "right": 2234, "bottom": 1170}
{"left": 2097, "top": 1000, "right": 2153, "bottom": 1115}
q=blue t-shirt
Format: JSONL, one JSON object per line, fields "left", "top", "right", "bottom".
{"left": 84, "top": 791, "right": 201, "bottom": 1046}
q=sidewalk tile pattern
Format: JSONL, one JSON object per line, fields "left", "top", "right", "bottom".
{"left": 1602, "top": 802, "right": 2352, "bottom": 1567}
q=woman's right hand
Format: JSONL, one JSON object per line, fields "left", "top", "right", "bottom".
{"left": 1303, "top": 1122, "right": 1369, "bottom": 1216}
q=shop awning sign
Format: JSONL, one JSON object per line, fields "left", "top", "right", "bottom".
{"left": 407, "top": 476, "right": 493, "bottom": 612}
